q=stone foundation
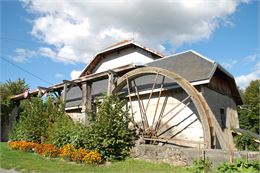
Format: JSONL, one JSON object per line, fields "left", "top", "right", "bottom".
{"left": 131, "top": 144, "right": 260, "bottom": 166}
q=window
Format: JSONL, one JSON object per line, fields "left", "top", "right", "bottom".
{"left": 220, "top": 108, "right": 226, "bottom": 129}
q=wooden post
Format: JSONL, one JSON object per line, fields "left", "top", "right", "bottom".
{"left": 62, "top": 81, "right": 68, "bottom": 103}
{"left": 86, "top": 82, "right": 92, "bottom": 123}
{"left": 37, "top": 88, "right": 42, "bottom": 97}
{"left": 107, "top": 73, "right": 113, "bottom": 95}
{"left": 107, "top": 70, "right": 117, "bottom": 95}
{"left": 81, "top": 82, "right": 92, "bottom": 125}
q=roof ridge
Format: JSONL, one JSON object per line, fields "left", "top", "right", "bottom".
{"left": 101, "top": 39, "right": 131, "bottom": 51}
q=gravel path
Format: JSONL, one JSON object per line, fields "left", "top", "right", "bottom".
{"left": 0, "top": 168, "right": 19, "bottom": 173}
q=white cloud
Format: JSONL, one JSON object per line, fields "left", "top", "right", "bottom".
{"left": 19, "top": 0, "right": 248, "bottom": 64}
{"left": 55, "top": 73, "right": 64, "bottom": 78}
{"left": 70, "top": 70, "right": 81, "bottom": 79}
{"left": 235, "top": 61, "right": 260, "bottom": 88}
{"left": 222, "top": 60, "right": 238, "bottom": 69}
{"left": 235, "top": 70, "right": 260, "bottom": 89}
{"left": 243, "top": 53, "right": 259, "bottom": 62}
{"left": 13, "top": 48, "right": 36, "bottom": 62}
{"left": 255, "top": 62, "right": 260, "bottom": 68}
{"left": 39, "top": 47, "right": 56, "bottom": 59}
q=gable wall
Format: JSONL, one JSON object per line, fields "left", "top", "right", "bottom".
{"left": 93, "top": 47, "right": 155, "bottom": 73}
{"left": 201, "top": 85, "right": 239, "bottom": 148}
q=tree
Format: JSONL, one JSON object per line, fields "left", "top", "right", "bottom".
{"left": 9, "top": 96, "right": 66, "bottom": 143}
{"left": 0, "top": 79, "right": 29, "bottom": 101}
{"left": 239, "top": 80, "right": 259, "bottom": 133}
{"left": 85, "top": 94, "right": 137, "bottom": 160}
{"left": 235, "top": 80, "right": 259, "bottom": 151}
{"left": 0, "top": 79, "right": 29, "bottom": 141}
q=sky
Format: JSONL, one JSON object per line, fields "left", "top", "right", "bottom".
{"left": 0, "top": 0, "right": 259, "bottom": 90}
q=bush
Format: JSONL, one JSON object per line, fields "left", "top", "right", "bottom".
{"left": 9, "top": 97, "right": 65, "bottom": 143}
{"left": 84, "top": 94, "right": 137, "bottom": 160}
{"left": 234, "top": 133, "right": 259, "bottom": 151}
{"left": 192, "top": 158, "right": 212, "bottom": 173}
{"left": 46, "top": 117, "right": 88, "bottom": 148}
{"left": 1, "top": 79, "right": 29, "bottom": 141}
{"left": 217, "top": 159, "right": 260, "bottom": 173}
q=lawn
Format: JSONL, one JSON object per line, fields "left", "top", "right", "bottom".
{"left": 0, "top": 142, "right": 193, "bottom": 173}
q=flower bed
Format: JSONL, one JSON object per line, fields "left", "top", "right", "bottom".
{"left": 34, "top": 143, "right": 60, "bottom": 157}
{"left": 9, "top": 141, "right": 38, "bottom": 152}
{"left": 8, "top": 141, "right": 102, "bottom": 165}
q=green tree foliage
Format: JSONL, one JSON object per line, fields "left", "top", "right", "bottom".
{"left": 234, "top": 133, "right": 259, "bottom": 151}
{"left": 192, "top": 158, "right": 212, "bottom": 173}
{"left": 0, "top": 78, "right": 29, "bottom": 118}
{"left": 239, "top": 80, "right": 259, "bottom": 133}
{"left": 217, "top": 159, "right": 259, "bottom": 173}
{"left": 85, "top": 94, "right": 137, "bottom": 160}
{"left": 12, "top": 93, "right": 137, "bottom": 161}
{"left": 9, "top": 97, "right": 65, "bottom": 143}
{"left": 235, "top": 80, "right": 259, "bottom": 151}
{"left": 0, "top": 78, "right": 29, "bottom": 100}
{"left": 0, "top": 79, "right": 29, "bottom": 141}
{"left": 47, "top": 116, "right": 88, "bottom": 148}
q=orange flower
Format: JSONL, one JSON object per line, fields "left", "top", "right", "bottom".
{"left": 59, "top": 144, "right": 75, "bottom": 160}
{"left": 71, "top": 148, "right": 89, "bottom": 162}
{"left": 9, "top": 141, "right": 102, "bottom": 164}
{"left": 83, "top": 150, "right": 102, "bottom": 164}
{"left": 8, "top": 141, "right": 38, "bottom": 152}
{"left": 34, "top": 144, "right": 60, "bottom": 157}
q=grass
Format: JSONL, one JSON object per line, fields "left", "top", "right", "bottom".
{"left": 0, "top": 142, "right": 193, "bottom": 173}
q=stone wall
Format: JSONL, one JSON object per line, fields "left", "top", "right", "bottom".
{"left": 131, "top": 145, "right": 260, "bottom": 166}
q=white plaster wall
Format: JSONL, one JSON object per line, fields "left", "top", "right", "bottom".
{"left": 93, "top": 47, "right": 155, "bottom": 73}
{"left": 67, "top": 112, "right": 85, "bottom": 124}
{"left": 128, "top": 95, "right": 204, "bottom": 147}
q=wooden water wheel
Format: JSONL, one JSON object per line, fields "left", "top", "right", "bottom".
{"left": 112, "top": 67, "right": 213, "bottom": 148}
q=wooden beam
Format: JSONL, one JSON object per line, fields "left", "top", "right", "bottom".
{"left": 62, "top": 82, "right": 68, "bottom": 103}
{"left": 10, "top": 64, "right": 138, "bottom": 101}
{"left": 81, "top": 82, "right": 92, "bottom": 126}
{"left": 107, "top": 73, "right": 114, "bottom": 95}
{"left": 143, "top": 137, "right": 206, "bottom": 146}
{"left": 107, "top": 70, "right": 117, "bottom": 95}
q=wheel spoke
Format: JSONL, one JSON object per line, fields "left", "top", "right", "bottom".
{"left": 145, "top": 73, "right": 159, "bottom": 111}
{"left": 151, "top": 76, "right": 165, "bottom": 130}
{"left": 157, "top": 112, "right": 194, "bottom": 137}
{"left": 126, "top": 78, "right": 134, "bottom": 121}
{"left": 133, "top": 80, "right": 149, "bottom": 130}
{"left": 170, "top": 118, "right": 198, "bottom": 139}
{"left": 156, "top": 101, "right": 191, "bottom": 134}
{"left": 154, "top": 95, "right": 191, "bottom": 130}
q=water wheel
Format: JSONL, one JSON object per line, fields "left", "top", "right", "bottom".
{"left": 112, "top": 67, "right": 212, "bottom": 148}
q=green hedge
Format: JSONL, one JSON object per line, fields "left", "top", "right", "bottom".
{"left": 9, "top": 97, "right": 65, "bottom": 143}
{"left": 9, "top": 94, "right": 137, "bottom": 161}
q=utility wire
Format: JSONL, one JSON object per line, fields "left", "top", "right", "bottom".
{"left": 1, "top": 40, "right": 82, "bottom": 64}
{"left": 0, "top": 56, "right": 54, "bottom": 85}
{"left": 0, "top": 36, "right": 89, "bottom": 53}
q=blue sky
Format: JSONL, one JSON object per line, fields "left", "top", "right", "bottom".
{"left": 1, "top": 0, "right": 259, "bottom": 90}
